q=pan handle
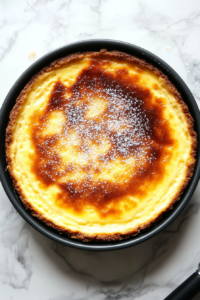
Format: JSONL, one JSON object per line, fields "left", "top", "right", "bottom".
{"left": 164, "top": 269, "right": 200, "bottom": 300}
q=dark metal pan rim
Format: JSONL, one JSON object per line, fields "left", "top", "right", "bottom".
{"left": 0, "top": 39, "right": 199, "bottom": 251}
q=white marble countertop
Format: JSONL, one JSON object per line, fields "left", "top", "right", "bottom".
{"left": 1, "top": 0, "right": 200, "bottom": 299}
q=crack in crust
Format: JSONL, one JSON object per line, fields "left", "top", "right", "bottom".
{"left": 5, "top": 50, "right": 197, "bottom": 242}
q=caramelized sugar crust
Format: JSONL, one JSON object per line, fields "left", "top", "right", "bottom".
{"left": 31, "top": 60, "right": 174, "bottom": 216}
{"left": 6, "top": 50, "right": 197, "bottom": 241}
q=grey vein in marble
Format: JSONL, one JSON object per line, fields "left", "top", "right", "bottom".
{"left": 0, "top": 186, "right": 32, "bottom": 289}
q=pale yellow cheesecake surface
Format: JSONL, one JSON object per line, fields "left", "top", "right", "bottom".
{"left": 6, "top": 51, "right": 196, "bottom": 241}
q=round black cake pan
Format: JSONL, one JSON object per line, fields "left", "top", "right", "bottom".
{"left": 0, "top": 39, "right": 199, "bottom": 251}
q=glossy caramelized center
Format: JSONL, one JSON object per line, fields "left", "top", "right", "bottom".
{"left": 30, "top": 59, "right": 174, "bottom": 217}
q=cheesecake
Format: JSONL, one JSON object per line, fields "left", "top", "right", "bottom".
{"left": 6, "top": 50, "right": 197, "bottom": 241}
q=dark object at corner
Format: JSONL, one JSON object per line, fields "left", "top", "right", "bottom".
{"left": 165, "top": 269, "right": 200, "bottom": 300}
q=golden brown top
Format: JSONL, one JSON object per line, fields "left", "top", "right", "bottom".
{"left": 30, "top": 58, "right": 174, "bottom": 217}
